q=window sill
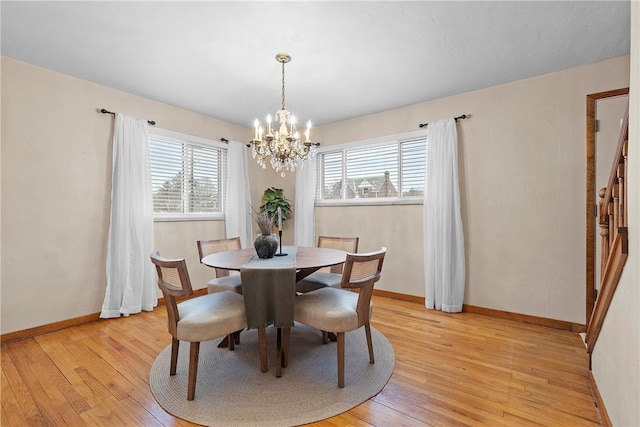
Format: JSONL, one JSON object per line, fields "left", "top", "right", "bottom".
{"left": 154, "top": 214, "right": 225, "bottom": 222}
{"left": 315, "top": 198, "right": 423, "bottom": 207}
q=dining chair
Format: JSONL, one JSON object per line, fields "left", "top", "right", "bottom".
{"left": 197, "top": 237, "right": 243, "bottom": 294}
{"left": 295, "top": 236, "right": 359, "bottom": 293}
{"left": 294, "top": 247, "right": 386, "bottom": 388}
{"left": 150, "top": 251, "right": 247, "bottom": 400}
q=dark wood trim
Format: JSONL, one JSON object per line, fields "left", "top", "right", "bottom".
{"left": 191, "top": 288, "right": 208, "bottom": 298}
{"left": 372, "top": 288, "right": 425, "bottom": 304}
{"left": 373, "top": 290, "right": 585, "bottom": 332}
{"left": 585, "top": 88, "right": 629, "bottom": 322}
{"left": 463, "top": 304, "right": 586, "bottom": 332}
{"left": 0, "top": 288, "right": 211, "bottom": 345}
{"left": 0, "top": 312, "right": 102, "bottom": 345}
{"left": 586, "top": 227, "right": 628, "bottom": 354}
{"left": 588, "top": 370, "right": 612, "bottom": 427}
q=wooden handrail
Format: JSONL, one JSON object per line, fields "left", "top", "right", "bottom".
{"left": 585, "top": 88, "right": 629, "bottom": 320}
{"left": 599, "top": 105, "right": 629, "bottom": 228}
{"left": 586, "top": 103, "right": 629, "bottom": 357}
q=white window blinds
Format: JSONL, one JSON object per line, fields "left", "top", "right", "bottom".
{"left": 317, "top": 134, "right": 426, "bottom": 203}
{"left": 149, "top": 130, "right": 226, "bottom": 219}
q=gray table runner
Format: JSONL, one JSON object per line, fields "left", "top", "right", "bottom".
{"left": 240, "top": 246, "right": 297, "bottom": 329}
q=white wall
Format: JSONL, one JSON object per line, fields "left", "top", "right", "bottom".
{"left": 0, "top": 54, "right": 631, "bottom": 335}
{"left": 1, "top": 58, "right": 249, "bottom": 334}
{"left": 591, "top": 4, "right": 640, "bottom": 426}
{"left": 315, "top": 56, "right": 630, "bottom": 325}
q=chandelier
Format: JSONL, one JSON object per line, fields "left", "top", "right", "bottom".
{"left": 249, "top": 53, "right": 320, "bottom": 177}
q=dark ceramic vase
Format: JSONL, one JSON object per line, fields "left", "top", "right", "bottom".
{"left": 254, "top": 234, "right": 279, "bottom": 259}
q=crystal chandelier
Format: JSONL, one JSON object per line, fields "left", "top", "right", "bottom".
{"left": 249, "top": 53, "right": 320, "bottom": 177}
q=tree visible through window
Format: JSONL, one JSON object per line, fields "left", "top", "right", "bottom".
{"left": 149, "top": 130, "right": 226, "bottom": 219}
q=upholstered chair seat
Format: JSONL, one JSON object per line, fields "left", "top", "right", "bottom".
{"left": 294, "top": 247, "right": 386, "bottom": 388}
{"left": 296, "top": 236, "right": 359, "bottom": 294}
{"left": 295, "top": 272, "right": 343, "bottom": 293}
{"left": 206, "top": 274, "right": 243, "bottom": 294}
{"left": 176, "top": 291, "right": 246, "bottom": 343}
{"left": 294, "top": 287, "right": 373, "bottom": 332}
{"left": 197, "top": 237, "right": 244, "bottom": 295}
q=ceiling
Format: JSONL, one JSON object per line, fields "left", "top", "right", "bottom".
{"left": 1, "top": 1, "right": 630, "bottom": 127}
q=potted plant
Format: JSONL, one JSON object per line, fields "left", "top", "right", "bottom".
{"left": 259, "top": 187, "right": 292, "bottom": 229}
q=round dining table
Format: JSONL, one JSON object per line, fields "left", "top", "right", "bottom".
{"left": 201, "top": 246, "right": 348, "bottom": 282}
{"left": 201, "top": 246, "right": 348, "bottom": 377}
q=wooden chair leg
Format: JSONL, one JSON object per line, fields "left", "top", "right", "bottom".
{"left": 170, "top": 337, "right": 179, "bottom": 376}
{"left": 322, "top": 330, "right": 328, "bottom": 344}
{"left": 276, "top": 327, "right": 282, "bottom": 378}
{"left": 364, "top": 323, "right": 375, "bottom": 364}
{"left": 282, "top": 326, "right": 291, "bottom": 368}
{"left": 187, "top": 342, "right": 200, "bottom": 401}
{"left": 258, "top": 327, "right": 268, "bottom": 373}
{"left": 337, "top": 332, "right": 345, "bottom": 388}
{"left": 217, "top": 329, "right": 242, "bottom": 348}
{"left": 228, "top": 333, "right": 235, "bottom": 351}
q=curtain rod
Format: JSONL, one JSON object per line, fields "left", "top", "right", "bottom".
{"left": 418, "top": 114, "right": 469, "bottom": 129}
{"left": 100, "top": 108, "right": 156, "bottom": 126}
{"left": 99, "top": 109, "right": 231, "bottom": 142}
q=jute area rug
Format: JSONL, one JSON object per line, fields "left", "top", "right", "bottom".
{"left": 149, "top": 323, "right": 394, "bottom": 427}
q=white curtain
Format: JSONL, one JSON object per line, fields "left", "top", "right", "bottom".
{"left": 225, "top": 140, "right": 253, "bottom": 248}
{"left": 423, "top": 118, "right": 466, "bottom": 312}
{"left": 101, "top": 114, "right": 156, "bottom": 318}
{"left": 294, "top": 157, "right": 317, "bottom": 246}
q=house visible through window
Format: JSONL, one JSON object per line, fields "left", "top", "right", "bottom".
{"left": 148, "top": 128, "right": 227, "bottom": 220}
{"left": 316, "top": 131, "right": 426, "bottom": 205}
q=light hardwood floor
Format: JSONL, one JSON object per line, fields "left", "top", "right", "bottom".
{"left": 2, "top": 296, "right": 602, "bottom": 426}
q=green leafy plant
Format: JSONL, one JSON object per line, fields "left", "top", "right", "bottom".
{"left": 259, "top": 187, "right": 292, "bottom": 225}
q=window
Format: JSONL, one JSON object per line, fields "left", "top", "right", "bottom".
{"left": 149, "top": 129, "right": 227, "bottom": 220}
{"left": 316, "top": 130, "right": 426, "bottom": 205}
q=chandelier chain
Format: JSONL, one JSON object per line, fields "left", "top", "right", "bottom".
{"left": 281, "top": 60, "right": 286, "bottom": 110}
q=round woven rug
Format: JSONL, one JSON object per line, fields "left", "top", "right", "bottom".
{"left": 149, "top": 323, "right": 394, "bottom": 427}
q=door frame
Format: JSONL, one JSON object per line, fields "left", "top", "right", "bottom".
{"left": 585, "top": 87, "right": 629, "bottom": 323}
